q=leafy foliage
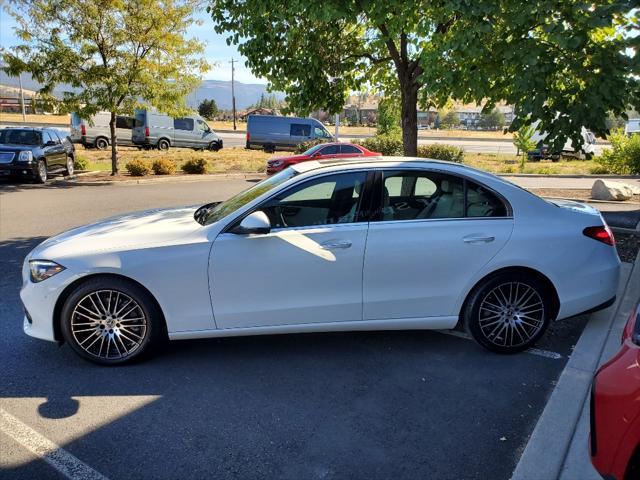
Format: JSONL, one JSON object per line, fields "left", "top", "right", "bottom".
{"left": 3, "top": 0, "right": 208, "bottom": 175}
{"left": 152, "top": 158, "right": 177, "bottom": 175}
{"left": 208, "top": 0, "right": 638, "bottom": 156}
{"left": 377, "top": 97, "right": 401, "bottom": 136}
{"left": 477, "top": 109, "right": 506, "bottom": 130}
{"left": 295, "top": 139, "right": 328, "bottom": 154}
{"left": 181, "top": 158, "right": 208, "bottom": 174}
{"left": 360, "top": 135, "right": 404, "bottom": 156}
{"left": 74, "top": 155, "right": 89, "bottom": 171}
{"left": 596, "top": 130, "right": 640, "bottom": 175}
{"left": 440, "top": 110, "right": 459, "bottom": 129}
{"left": 416, "top": 144, "right": 464, "bottom": 163}
{"left": 126, "top": 159, "right": 152, "bottom": 176}
{"left": 198, "top": 99, "right": 219, "bottom": 120}
{"left": 512, "top": 125, "right": 537, "bottom": 155}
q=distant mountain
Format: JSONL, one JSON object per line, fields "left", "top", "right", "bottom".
{"left": 0, "top": 71, "right": 284, "bottom": 110}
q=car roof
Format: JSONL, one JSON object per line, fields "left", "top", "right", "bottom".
{"left": 291, "top": 156, "right": 516, "bottom": 189}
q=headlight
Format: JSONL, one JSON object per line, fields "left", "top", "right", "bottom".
{"left": 29, "top": 260, "right": 65, "bottom": 283}
{"left": 18, "top": 151, "right": 33, "bottom": 162}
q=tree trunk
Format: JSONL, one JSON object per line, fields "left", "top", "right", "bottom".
{"left": 109, "top": 111, "right": 118, "bottom": 175}
{"left": 400, "top": 82, "right": 418, "bottom": 156}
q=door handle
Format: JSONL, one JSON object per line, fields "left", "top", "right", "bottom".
{"left": 463, "top": 235, "right": 495, "bottom": 244}
{"left": 321, "top": 240, "right": 352, "bottom": 250}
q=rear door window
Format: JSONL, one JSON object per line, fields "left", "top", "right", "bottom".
{"left": 290, "top": 124, "right": 311, "bottom": 137}
{"left": 466, "top": 180, "right": 508, "bottom": 217}
{"left": 340, "top": 145, "right": 361, "bottom": 154}
{"left": 174, "top": 118, "right": 194, "bottom": 131}
{"left": 318, "top": 145, "right": 339, "bottom": 155}
{"left": 116, "top": 116, "right": 134, "bottom": 129}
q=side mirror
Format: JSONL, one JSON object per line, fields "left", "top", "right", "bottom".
{"left": 231, "top": 211, "right": 271, "bottom": 235}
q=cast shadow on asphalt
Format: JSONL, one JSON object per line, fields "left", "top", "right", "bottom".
{"left": 0, "top": 178, "right": 109, "bottom": 193}
{"left": 0, "top": 235, "right": 588, "bottom": 480}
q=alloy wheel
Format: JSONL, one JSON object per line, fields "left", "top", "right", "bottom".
{"left": 66, "top": 156, "right": 74, "bottom": 176}
{"left": 478, "top": 282, "right": 545, "bottom": 348}
{"left": 70, "top": 290, "right": 148, "bottom": 360}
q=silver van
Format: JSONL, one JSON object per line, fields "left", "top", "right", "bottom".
{"left": 246, "top": 115, "right": 334, "bottom": 152}
{"left": 132, "top": 110, "right": 223, "bottom": 151}
{"left": 70, "top": 112, "right": 135, "bottom": 149}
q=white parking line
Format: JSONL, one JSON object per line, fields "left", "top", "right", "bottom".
{"left": 438, "top": 329, "right": 563, "bottom": 360}
{"left": 0, "top": 408, "right": 109, "bottom": 480}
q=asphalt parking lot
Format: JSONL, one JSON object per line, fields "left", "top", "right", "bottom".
{"left": 0, "top": 178, "right": 622, "bottom": 480}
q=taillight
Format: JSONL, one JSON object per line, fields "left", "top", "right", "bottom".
{"left": 583, "top": 225, "right": 615, "bottom": 246}
{"left": 80, "top": 124, "right": 86, "bottom": 136}
{"left": 145, "top": 127, "right": 150, "bottom": 137}
{"left": 246, "top": 132, "right": 250, "bottom": 142}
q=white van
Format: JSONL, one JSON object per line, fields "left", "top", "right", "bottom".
{"left": 70, "top": 112, "right": 135, "bottom": 149}
{"left": 132, "top": 110, "right": 222, "bottom": 151}
{"left": 529, "top": 122, "right": 596, "bottom": 160}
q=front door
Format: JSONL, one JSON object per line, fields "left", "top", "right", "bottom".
{"left": 210, "top": 171, "right": 369, "bottom": 329}
{"left": 363, "top": 169, "right": 514, "bottom": 320}
{"left": 173, "top": 118, "right": 194, "bottom": 147}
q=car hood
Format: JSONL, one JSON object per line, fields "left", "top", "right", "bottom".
{"left": 30, "top": 206, "right": 203, "bottom": 260}
{"left": 0, "top": 144, "right": 37, "bottom": 152}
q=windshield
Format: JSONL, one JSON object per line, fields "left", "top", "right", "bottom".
{"left": 196, "top": 168, "right": 299, "bottom": 225}
{"left": 303, "top": 144, "right": 326, "bottom": 156}
{"left": 0, "top": 129, "right": 41, "bottom": 145}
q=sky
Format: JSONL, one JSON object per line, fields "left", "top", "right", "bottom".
{"left": 0, "top": 6, "right": 265, "bottom": 85}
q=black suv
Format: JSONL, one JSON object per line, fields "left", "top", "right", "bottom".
{"left": 0, "top": 127, "right": 76, "bottom": 183}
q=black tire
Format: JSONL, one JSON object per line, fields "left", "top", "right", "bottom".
{"left": 463, "top": 272, "right": 552, "bottom": 354}
{"left": 95, "top": 137, "right": 109, "bottom": 150}
{"left": 209, "top": 141, "right": 221, "bottom": 151}
{"left": 64, "top": 155, "right": 74, "bottom": 176}
{"left": 263, "top": 144, "right": 275, "bottom": 153}
{"left": 35, "top": 159, "right": 47, "bottom": 183}
{"left": 60, "top": 277, "right": 166, "bottom": 365}
{"left": 157, "top": 139, "right": 170, "bottom": 151}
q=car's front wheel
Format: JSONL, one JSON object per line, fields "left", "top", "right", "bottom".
{"left": 35, "top": 160, "right": 47, "bottom": 183}
{"left": 64, "top": 155, "right": 74, "bottom": 176}
{"left": 464, "top": 272, "right": 552, "bottom": 353}
{"left": 61, "top": 277, "right": 165, "bottom": 365}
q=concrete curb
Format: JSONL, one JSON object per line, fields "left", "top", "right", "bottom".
{"left": 50, "top": 172, "right": 266, "bottom": 187}
{"left": 511, "top": 251, "right": 640, "bottom": 480}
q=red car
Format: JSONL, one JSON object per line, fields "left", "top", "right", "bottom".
{"left": 591, "top": 299, "right": 640, "bottom": 480}
{"left": 266, "top": 142, "right": 381, "bottom": 174}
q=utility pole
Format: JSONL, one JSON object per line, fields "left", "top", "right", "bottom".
{"left": 230, "top": 59, "right": 237, "bottom": 130}
{"left": 18, "top": 73, "right": 26, "bottom": 122}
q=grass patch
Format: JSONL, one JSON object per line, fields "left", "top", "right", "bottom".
{"left": 464, "top": 153, "right": 594, "bottom": 175}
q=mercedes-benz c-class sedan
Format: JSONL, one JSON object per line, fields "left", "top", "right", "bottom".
{"left": 21, "top": 158, "right": 620, "bottom": 365}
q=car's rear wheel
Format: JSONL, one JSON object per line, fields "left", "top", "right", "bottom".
{"left": 95, "top": 137, "right": 109, "bottom": 150}
{"left": 264, "top": 144, "right": 275, "bottom": 153}
{"left": 157, "top": 139, "right": 170, "bottom": 151}
{"left": 464, "top": 272, "right": 551, "bottom": 353}
{"left": 61, "top": 277, "right": 165, "bottom": 365}
{"left": 35, "top": 160, "right": 47, "bottom": 183}
{"left": 64, "top": 155, "right": 74, "bottom": 176}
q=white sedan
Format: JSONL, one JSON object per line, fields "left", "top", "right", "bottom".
{"left": 21, "top": 158, "right": 620, "bottom": 365}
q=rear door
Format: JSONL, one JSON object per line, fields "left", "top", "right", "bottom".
{"left": 316, "top": 144, "right": 340, "bottom": 159}
{"left": 362, "top": 169, "right": 514, "bottom": 321}
{"left": 339, "top": 144, "right": 363, "bottom": 159}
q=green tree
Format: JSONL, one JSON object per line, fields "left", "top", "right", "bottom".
{"left": 198, "top": 98, "right": 219, "bottom": 120}
{"left": 208, "top": 0, "right": 637, "bottom": 156}
{"left": 478, "top": 109, "right": 506, "bottom": 130}
{"left": 376, "top": 97, "right": 401, "bottom": 135}
{"left": 3, "top": 0, "right": 208, "bottom": 175}
{"left": 512, "top": 124, "right": 537, "bottom": 171}
{"left": 440, "top": 110, "right": 459, "bottom": 129}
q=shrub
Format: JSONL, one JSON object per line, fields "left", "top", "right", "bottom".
{"left": 595, "top": 130, "right": 640, "bottom": 174}
{"left": 181, "top": 158, "right": 208, "bottom": 174}
{"left": 125, "top": 158, "right": 152, "bottom": 176}
{"left": 589, "top": 165, "right": 611, "bottom": 175}
{"left": 417, "top": 144, "right": 464, "bottom": 163}
{"left": 499, "top": 165, "right": 516, "bottom": 174}
{"left": 74, "top": 155, "right": 89, "bottom": 171}
{"left": 152, "top": 158, "right": 177, "bottom": 175}
{"left": 360, "top": 134, "right": 403, "bottom": 156}
{"left": 295, "top": 139, "right": 327, "bottom": 154}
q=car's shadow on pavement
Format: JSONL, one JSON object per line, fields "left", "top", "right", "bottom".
{"left": 0, "top": 234, "right": 586, "bottom": 480}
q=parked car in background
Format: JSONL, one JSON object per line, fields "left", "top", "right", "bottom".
{"left": 267, "top": 142, "right": 381, "bottom": 174}
{"left": 132, "top": 110, "right": 223, "bottom": 151}
{"left": 246, "top": 114, "right": 334, "bottom": 153}
{"left": 21, "top": 158, "right": 620, "bottom": 365}
{"left": 591, "top": 299, "right": 640, "bottom": 480}
{"left": 625, "top": 119, "right": 640, "bottom": 136}
{"left": 0, "top": 127, "right": 75, "bottom": 183}
{"left": 70, "top": 112, "right": 135, "bottom": 149}
{"left": 528, "top": 123, "right": 597, "bottom": 160}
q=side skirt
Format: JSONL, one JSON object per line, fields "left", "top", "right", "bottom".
{"left": 168, "top": 315, "right": 460, "bottom": 341}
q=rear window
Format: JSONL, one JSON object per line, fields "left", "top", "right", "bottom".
{"left": 290, "top": 123, "right": 311, "bottom": 136}
{"left": 116, "top": 116, "right": 134, "bottom": 129}
{"left": 0, "top": 129, "right": 41, "bottom": 145}
{"left": 134, "top": 112, "right": 145, "bottom": 128}
{"left": 174, "top": 118, "right": 194, "bottom": 131}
